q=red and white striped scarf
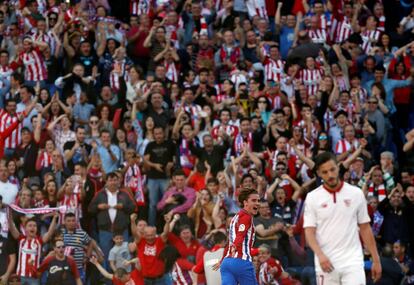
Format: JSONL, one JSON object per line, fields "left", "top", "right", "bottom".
{"left": 131, "top": 0, "right": 151, "bottom": 15}
{"left": 9, "top": 204, "right": 65, "bottom": 215}
{"left": 199, "top": 16, "right": 208, "bottom": 36}
{"left": 368, "top": 183, "right": 386, "bottom": 202}
{"left": 179, "top": 139, "right": 196, "bottom": 169}
{"left": 124, "top": 163, "right": 145, "bottom": 206}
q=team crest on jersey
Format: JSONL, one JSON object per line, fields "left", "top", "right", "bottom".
{"left": 344, "top": 199, "right": 351, "bottom": 207}
{"left": 321, "top": 203, "right": 328, "bottom": 208}
{"left": 238, "top": 224, "right": 245, "bottom": 231}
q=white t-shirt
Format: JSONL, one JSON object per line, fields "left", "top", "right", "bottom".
{"left": 0, "top": 180, "right": 18, "bottom": 205}
{"left": 303, "top": 182, "right": 370, "bottom": 272}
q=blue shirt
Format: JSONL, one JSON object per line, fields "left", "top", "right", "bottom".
{"left": 96, "top": 144, "right": 121, "bottom": 173}
{"left": 364, "top": 78, "right": 412, "bottom": 114}
{"left": 279, "top": 26, "right": 295, "bottom": 60}
{"left": 73, "top": 103, "right": 95, "bottom": 128}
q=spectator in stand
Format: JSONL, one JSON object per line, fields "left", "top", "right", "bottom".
{"left": 88, "top": 172, "right": 135, "bottom": 269}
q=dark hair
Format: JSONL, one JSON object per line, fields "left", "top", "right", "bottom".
{"left": 254, "top": 96, "right": 271, "bottom": 112}
{"left": 114, "top": 268, "right": 128, "bottom": 278}
{"left": 12, "top": 72, "right": 24, "bottom": 84}
{"left": 238, "top": 188, "right": 258, "bottom": 207}
{"left": 159, "top": 245, "right": 180, "bottom": 272}
{"left": 107, "top": 172, "right": 119, "bottom": 179}
{"left": 241, "top": 174, "right": 254, "bottom": 184}
{"left": 212, "top": 231, "right": 227, "bottom": 245}
{"left": 65, "top": 213, "right": 76, "bottom": 219}
{"left": 314, "top": 152, "right": 337, "bottom": 171}
{"left": 5, "top": 98, "right": 17, "bottom": 106}
{"left": 74, "top": 161, "right": 87, "bottom": 168}
{"left": 75, "top": 125, "right": 86, "bottom": 132}
{"left": 239, "top": 117, "right": 251, "bottom": 124}
{"left": 173, "top": 169, "right": 185, "bottom": 177}
{"left": 374, "top": 65, "right": 386, "bottom": 73}
{"left": 219, "top": 108, "right": 231, "bottom": 117}
{"left": 206, "top": 177, "right": 219, "bottom": 185}
{"left": 20, "top": 85, "right": 35, "bottom": 95}
{"left": 371, "top": 82, "right": 386, "bottom": 101}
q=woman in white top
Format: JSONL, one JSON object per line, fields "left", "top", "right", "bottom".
{"left": 126, "top": 65, "right": 146, "bottom": 103}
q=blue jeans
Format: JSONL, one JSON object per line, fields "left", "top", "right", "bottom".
{"left": 221, "top": 257, "right": 258, "bottom": 285}
{"left": 98, "top": 229, "right": 129, "bottom": 270}
{"left": 144, "top": 275, "right": 166, "bottom": 285}
{"left": 20, "top": 277, "right": 40, "bottom": 285}
{"left": 147, "top": 178, "right": 170, "bottom": 226}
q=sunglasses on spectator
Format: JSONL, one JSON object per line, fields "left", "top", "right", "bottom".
{"left": 368, "top": 101, "right": 378, "bottom": 104}
{"left": 319, "top": 135, "right": 328, "bottom": 140}
{"left": 90, "top": 120, "right": 99, "bottom": 124}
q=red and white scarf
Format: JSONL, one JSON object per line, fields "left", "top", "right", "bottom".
{"left": 368, "top": 183, "right": 386, "bottom": 202}
{"left": 165, "top": 61, "right": 178, "bottom": 82}
{"left": 234, "top": 133, "right": 252, "bottom": 156}
{"left": 199, "top": 16, "right": 208, "bottom": 36}
{"left": 179, "top": 139, "right": 196, "bottom": 169}
{"left": 124, "top": 163, "right": 145, "bottom": 206}
{"left": 9, "top": 204, "right": 65, "bottom": 215}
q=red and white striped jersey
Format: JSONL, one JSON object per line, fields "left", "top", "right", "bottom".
{"left": 39, "top": 151, "right": 53, "bottom": 168}
{"left": 308, "top": 28, "right": 327, "bottom": 45}
{"left": 12, "top": 48, "right": 47, "bottom": 81}
{"left": 211, "top": 124, "right": 239, "bottom": 140}
{"left": 225, "top": 209, "right": 255, "bottom": 262}
{"left": 335, "top": 102, "right": 356, "bottom": 122}
{"left": 361, "top": 29, "right": 381, "bottom": 54}
{"left": 110, "top": 60, "right": 130, "bottom": 92}
{"left": 31, "top": 32, "right": 52, "bottom": 50}
{"left": 259, "top": 258, "right": 283, "bottom": 285}
{"left": 130, "top": 0, "right": 151, "bottom": 15}
{"left": 299, "top": 68, "right": 324, "bottom": 96}
{"left": 296, "top": 119, "right": 318, "bottom": 143}
{"left": 214, "top": 93, "right": 231, "bottom": 104}
{"left": 165, "top": 61, "right": 178, "bottom": 83}
{"left": 171, "top": 260, "right": 193, "bottom": 285}
{"left": 0, "top": 65, "right": 13, "bottom": 89}
{"left": 267, "top": 94, "right": 283, "bottom": 110}
{"left": 335, "top": 138, "right": 360, "bottom": 155}
{"left": 17, "top": 235, "right": 42, "bottom": 278}
{"left": 0, "top": 109, "right": 22, "bottom": 149}
{"left": 331, "top": 17, "right": 352, "bottom": 44}
{"left": 58, "top": 193, "right": 81, "bottom": 226}
{"left": 319, "top": 14, "right": 332, "bottom": 32}
{"left": 246, "top": 0, "right": 267, "bottom": 19}
{"left": 264, "top": 57, "right": 285, "bottom": 83}
{"left": 377, "top": 15, "right": 386, "bottom": 32}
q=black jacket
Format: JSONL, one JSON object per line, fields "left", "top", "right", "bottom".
{"left": 88, "top": 189, "right": 135, "bottom": 232}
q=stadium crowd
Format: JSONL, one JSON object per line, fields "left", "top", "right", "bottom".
{"left": 0, "top": 0, "right": 413, "bottom": 284}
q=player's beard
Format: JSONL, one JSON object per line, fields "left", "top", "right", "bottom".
{"left": 325, "top": 177, "right": 339, "bottom": 189}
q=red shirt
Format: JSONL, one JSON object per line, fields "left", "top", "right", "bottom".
{"left": 187, "top": 172, "right": 206, "bottom": 192}
{"left": 0, "top": 119, "right": 19, "bottom": 158}
{"left": 137, "top": 237, "right": 165, "bottom": 278}
{"left": 167, "top": 233, "right": 200, "bottom": 261}
{"left": 127, "top": 27, "right": 150, "bottom": 58}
